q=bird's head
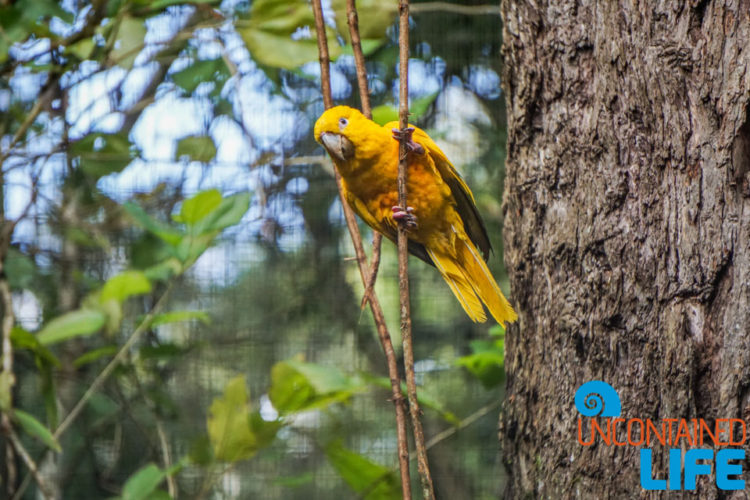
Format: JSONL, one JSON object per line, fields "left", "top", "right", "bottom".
{"left": 314, "top": 106, "right": 368, "bottom": 163}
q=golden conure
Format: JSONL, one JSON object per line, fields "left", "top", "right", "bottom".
{"left": 314, "top": 106, "right": 517, "bottom": 325}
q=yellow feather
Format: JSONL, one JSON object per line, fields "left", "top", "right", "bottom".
{"left": 454, "top": 229, "right": 517, "bottom": 326}
{"left": 427, "top": 249, "right": 486, "bottom": 322}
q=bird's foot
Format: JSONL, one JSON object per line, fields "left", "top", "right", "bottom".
{"left": 392, "top": 206, "right": 418, "bottom": 231}
{"left": 391, "top": 127, "right": 425, "bottom": 155}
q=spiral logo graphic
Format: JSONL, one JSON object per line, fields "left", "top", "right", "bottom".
{"left": 574, "top": 380, "right": 621, "bottom": 417}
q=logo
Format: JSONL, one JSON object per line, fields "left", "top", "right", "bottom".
{"left": 574, "top": 380, "right": 621, "bottom": 417}
{"left": 574, "top": 381, "right": 746, "bottom": 491}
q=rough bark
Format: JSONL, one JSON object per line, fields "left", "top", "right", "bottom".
{"left": 500, "top": 0, "right": 750, "bottom": 498}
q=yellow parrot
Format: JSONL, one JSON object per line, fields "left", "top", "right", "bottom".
{"left": 314, "top": 105, "right": 517, "bottom": 325}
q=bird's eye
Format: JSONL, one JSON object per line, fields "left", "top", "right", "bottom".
{"left": 338, "top": 118, "right": 348, "bottom": 130}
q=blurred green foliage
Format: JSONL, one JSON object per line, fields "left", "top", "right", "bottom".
{"left": 0, "top": 0, "right": 509, "bottom": 498}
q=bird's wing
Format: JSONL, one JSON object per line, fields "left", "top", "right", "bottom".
{"left": 343, "top": 188, "right": 435, "bottom": 267}
{"left": 410, "top": 126, "right": 493, "bottom": 260}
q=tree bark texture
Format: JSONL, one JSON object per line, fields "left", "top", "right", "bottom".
{"left": 500, "top": 0, "right": 750, "bottom": 497}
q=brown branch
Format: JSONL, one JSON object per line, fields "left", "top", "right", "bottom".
{"left": 311, "top": 1, "right": 333, "bottom": 110}
{"left": 382, "top": 398, "right": 502, "bottom": 481}
{"left": 345, "top": 0, "right": 384, "bottom": 313}
{"left": 0, "top": 199, "right": 20, "bottom": 497}
{"left": 156, "top": 421, "right": 177, "bottom": 499}
{"left": 311, "top": 2, "right": 411, "bottom": 498}
{"left": 396, "top": 1, "right": 435, "bottom": 499}
{"left": 424, "top": 400, "right": 501, "bottom": 451}
{"left": 5, "top": 426, "right": 53, "bottom": 499}
{"left": 359, "top": 232, "right": 383, "bottom": 310}
{"left": 0, "top": 81, "right": 58, "bottom": 165}
{"left": 4, "top": 433, "right": 16, "bottom": 497}
{"left": 345, "top": 0, "right": 372, "bottom": 118}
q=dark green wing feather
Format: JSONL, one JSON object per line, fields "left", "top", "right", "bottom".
{"left": 410, "top": 128, "right": 493, "bottom": 260}
{"left": 344, "top": 188, "right": 435, "bottom": 267}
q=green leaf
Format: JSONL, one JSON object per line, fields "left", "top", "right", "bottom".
{"left": 18, "top": 0, "right": 73, "bottom": 23}
{"left": 73, "top": 345, "right": 118, "bottom": 368}
{"left": 66, "top": 37, "right": 94, "bottom": 60}
{"left": 11, "top": 327, "right": 60, "bottom": 367}
{"left": 456, "top": 338, "right": 505, "bottom": 389}
{"left": 144, "top": 259, "right": 183, "bottom": 282}
{"left": 272, "top": 472, "right": 314, "bottom": 488}
{"left": 150, "top": 310, "right": 210, "bottom": 327}
{"left": 248, "top": 411, "right": 281, "bottom": 452}
{"left": 138, "top": 343, "right": 185, "bottom": 361}
{"left": 121, "top": 463, "right": 165, "bottom": 500}
{"left": 172, "top": 57, "right": 230, "bottom": 93}
{"left": 188, "top": 434, "right": 214, "bottom": 465}
{"left": 371, "top": 105, "right": 399, "bottom": 126}
{"left": 363, "top": 374, "right": 458, "bottom": 424}
{"left": 37, "top": 309, "right": 107, "bottom": 346}
{"left": 40, "top": 366, "right": 57, "bottom": 429}
{"left": 325, "top": 440, "right": 400, "bottom": 500}
{"left": 371, "top": 93, "right": 438, "bottom": 126}
{"left": 0, "top": 372, "right": 13, "bottom": 411}
{"left": 268, "top": 362, "right": 315, "bottom": 415}
{"left": 0, "top": 7, "right": 22, "bottom": 63}
{"left": 100, "top": 271, "right": 152, "bottom": 304}
{"left": 332, "top": 0, "right": 396, "bottom": 51}
{"left": 131, "top": 233, "right": 175, "bottom": 275}
{"left": 176, "top": 189, "right": 222, "bottom": 225}
{"left": 124, "top": 202, "right": 184, "bottom": 246}
{"left": 71, "top": 133, "right": 135, "bottom": 179}
{"left": 173, "top": 233, "right": 213, "bottom": 265}
{"left": 236, "top": 0, "right": 340, "bottom": 71}
{"left": 142, "top": 491, "right": 171, "bottom": 500}
{"left": 340, "top": 38, "right": 384, "bottom": 57}
{"left": 192, "top": 192, "right": 251, "bottom": 235}
{"left": 13, "top": 409, "right": 61, "bottom": 452}
{"left": 410, "top": 92, "right": 439, "bottom": 120}
{"left": 98, "top": 294, "right": 124, "bottom": 334}
{"left": 111, "top": 15, "right": 146, "bottom": 69}
{"left": 168, "top": 191, "right": 250, "bottom": 264}
{"left": 207, "top": 375, "right": 280, "bottom": 462}
{"left": 285, "top": 360, "right": 361, "bottom": 394}
{"left": 175, "top": 135, "right": 217, "bottom": 163}
{"left": 269, "top": 360, "right": 363, "bottom": 415}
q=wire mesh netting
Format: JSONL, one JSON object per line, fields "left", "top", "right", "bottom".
{"left": 2, "top": 1, "right": 510, "bottom": 498}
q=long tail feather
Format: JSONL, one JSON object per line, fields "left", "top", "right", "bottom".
{"left": 456, "top": 234, "right": 517, "bottom": 325}
{"left": 427, "top": 249, "right": 486, "bottom": 322}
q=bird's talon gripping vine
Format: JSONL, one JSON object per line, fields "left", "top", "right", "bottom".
{"left": 392, "top": 127, "right": 425, "bottom": 155}
{"left": 392, "top": 205, "right": 418, "bottom": 231}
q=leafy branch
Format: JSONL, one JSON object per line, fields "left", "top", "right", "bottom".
{"left": 311, "top": 0, "right": 414, "bottom": 497}
{"left": 11, "top": 189, "right": 250, "bottom": 499}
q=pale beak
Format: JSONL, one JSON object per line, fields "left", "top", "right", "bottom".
{"left": 320, "top": 132, "right": 355, "bottom": 162}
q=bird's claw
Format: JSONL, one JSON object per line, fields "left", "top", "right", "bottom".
{"left": 391, "top": 127, "right": 425, "bottom": 155}
{"left": 392, "top": 205, "right": 418, "bottom": 231}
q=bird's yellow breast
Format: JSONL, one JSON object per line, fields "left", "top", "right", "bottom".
{"left": 341, "top": 131, "right": 456, "bottom": 249}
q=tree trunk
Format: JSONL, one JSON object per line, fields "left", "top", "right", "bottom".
{"left": 499, "top": 0, "right": 750, "bottom": 497}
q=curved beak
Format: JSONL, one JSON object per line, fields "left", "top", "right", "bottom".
{"left": 320, "top": 132, "right": 355, "bottom": 162}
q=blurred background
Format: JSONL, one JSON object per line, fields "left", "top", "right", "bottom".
{"left": 1, "top": 0, "right": 510, "bottom": 498}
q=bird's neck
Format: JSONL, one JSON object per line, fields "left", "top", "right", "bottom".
{"left": 336, "top": 126, "right": 396, "bottom": 178}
